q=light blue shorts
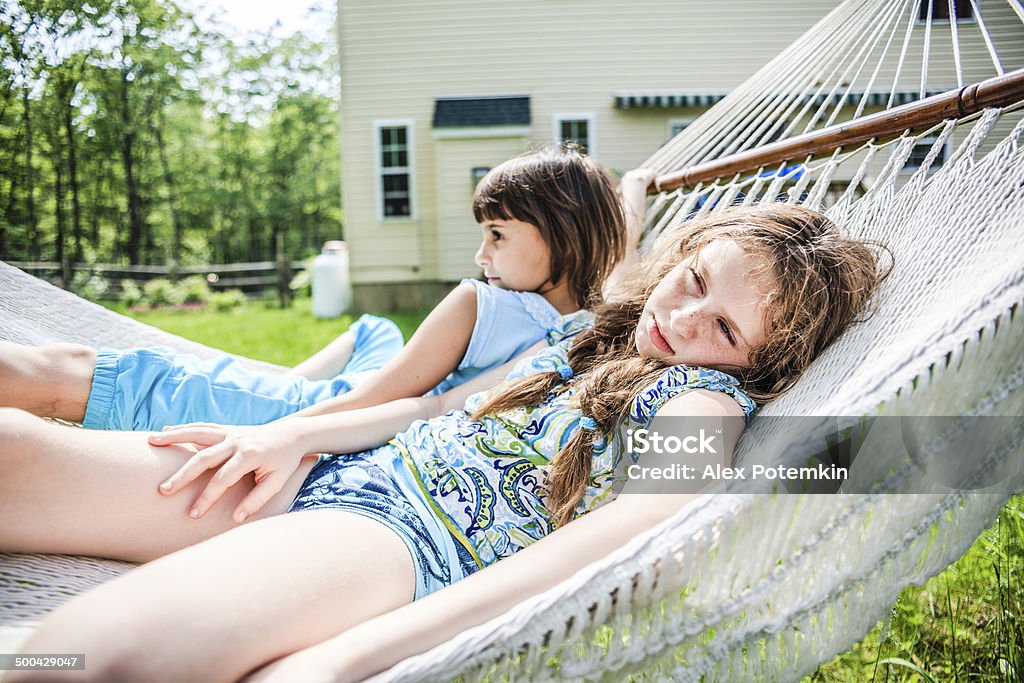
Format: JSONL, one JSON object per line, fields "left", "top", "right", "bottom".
{"left": 288, "top": 445, "right": 479, "bottom": 600}
{"left": 83, "top": 314, "right": 403, "bottom": 431}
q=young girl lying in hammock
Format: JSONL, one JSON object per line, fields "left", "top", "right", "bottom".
{"left": 1, "top": 204, "right": 883, "bottom": 683}
{"left": 0, "top": 147, "right": 642, "bottom": 431}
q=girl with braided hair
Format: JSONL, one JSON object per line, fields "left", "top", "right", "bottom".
{"left": 1, "top": 204, "right": 884, "bottom": 683}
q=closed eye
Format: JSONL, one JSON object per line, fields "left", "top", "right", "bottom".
{"left": 718, "top": 319, "right": 736, "bottom": 346}
{"left": 694, "top": 267, "right": 736, "bottom": 346}
{"left": 689, "top": 267, "right": 704, "bottom": 294}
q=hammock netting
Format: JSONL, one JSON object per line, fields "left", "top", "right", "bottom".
{"left": 2, "top": 0, "right": 1024, "bottom": 680}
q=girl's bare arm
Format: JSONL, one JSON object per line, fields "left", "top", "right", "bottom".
{"left": 245, "top": 389, "right": 745, "bottom": 683}
{"left": 289, "top": 282, "right": 480, "bottom": 417}
{"left": 604, "top": 168, "right": 657, "bottom": 298}
{"left": 152, "top": 343, "right": 544, "bottom": 522}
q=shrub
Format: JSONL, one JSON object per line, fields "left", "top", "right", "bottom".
{"left": 120, "top": 279, "right": 144, "bottom": 307}
{"left": 143, "top": 278, "right": 185, "bottom": 307}
{"left": 289, "top": 261, "right": 313, "bottom": 297}
{"left": 71, "top": 270, "right": 110, "bottom": 302}
{"left": 179, "top": 275, "right": 212, "bottom": 305}
{"left": 210, "top": 289, "right": 247, "bottom": 312}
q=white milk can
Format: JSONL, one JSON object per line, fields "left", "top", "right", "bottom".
{"left": 311, "top": 240, "right": 352, "bottom": 318}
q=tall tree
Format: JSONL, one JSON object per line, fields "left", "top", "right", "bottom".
{"left": 89, "top": 0, "right": 199, "bottom": 263}
{"left": 51, "top": 54, "right": 87, "bottom": 265}
{"left": 0, "top": 0, "right": 342, "bottom": 283}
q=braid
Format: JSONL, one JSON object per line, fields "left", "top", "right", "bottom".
{"left": 473, "top": 204, "right": 887, "bottom": 530}
{"left": 473, "top": 295, "right": 671, "bottom": 528}
{"left": 548, "top": 353, "right": 666, "bottom": 527}
{"left": 470, "top": 370, "right": 565, "bottom": 419}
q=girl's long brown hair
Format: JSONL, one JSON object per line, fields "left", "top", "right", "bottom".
{"left": 473, "top": 204, "right": 889, "bottom": 528}
{"left": 473, "top": 146, "right": 625, "bottom": 309}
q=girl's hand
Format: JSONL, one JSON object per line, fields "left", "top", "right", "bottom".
{"left": 149, "top": 420, "right": 313, "bottom": 523}
{"left": 621, "top": 167, "right": 658, "bottom": 189}
{"left": 620, "top": 167, "right": 658, "bottom": 246}
{"left": 604, "top": 167, "right": 659, "bottom": 298}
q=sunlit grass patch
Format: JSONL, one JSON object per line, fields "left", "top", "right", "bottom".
{"left": 104, "top": 297, "right": 429, "bottom": 366}
{"left": 808, "top": 495, "right": 1024, "bottom": 682}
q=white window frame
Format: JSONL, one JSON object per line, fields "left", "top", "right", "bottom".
{"left": 373, "top": 119, "right": 416, "bottom": 222}
{"left": 667, "top": 117, "right": 694, "bottom": 140}
{"left": 901, "top": 135, "right": 952, "bottom": 174}
{"left": 553, "top": 113, "right": 597, "bottom": 157}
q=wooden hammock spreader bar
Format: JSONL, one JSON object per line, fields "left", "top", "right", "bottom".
{"left": 653, "top": 68, "right": 1024, "bottom": 193}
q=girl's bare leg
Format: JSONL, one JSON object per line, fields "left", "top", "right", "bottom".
{"left": 0, "top": 342, "right": 96, "bottom": 421}
{"left": 9, "top": 510, "right": 415, "bottom": 683}
{"left": 286, "top": 331, "right": 355, "bottom": 381}
{"left": 0, "top": 408, "right": 316, "bottom": 561}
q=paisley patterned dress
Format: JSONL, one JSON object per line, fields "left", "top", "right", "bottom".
{"left": 390, "top": 317, "right": 757, "bottom": 571}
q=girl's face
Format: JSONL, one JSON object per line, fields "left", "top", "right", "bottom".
{"left": 636, "top": 239, "right": 774, "bottom": 370}
{"left": 475, "top": 218, "right": 556, "bottom": 294}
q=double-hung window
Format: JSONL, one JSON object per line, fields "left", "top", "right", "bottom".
{"left": 554, "top": 113, "right": 596, "bottom": 156}
{"left": 375, "top": 121, "right": 414, "bottom": 219}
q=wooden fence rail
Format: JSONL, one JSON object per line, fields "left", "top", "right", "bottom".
{"left": 5, "top": 260, "right": 307, "bottom": 301}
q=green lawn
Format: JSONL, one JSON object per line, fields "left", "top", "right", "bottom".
{"left": 102, "top": 297, "right": 430, "bottom": 367}
{"left": 806, "top": 495, "right": 1023, "bottom": 682}
{"left": 110, "top": 297, "right": 1023, "bottom": 681}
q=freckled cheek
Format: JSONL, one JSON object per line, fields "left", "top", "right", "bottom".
{"left": 688, "top": 336, "right": 731, "bottom": 365}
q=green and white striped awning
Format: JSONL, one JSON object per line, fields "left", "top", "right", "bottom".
{"left": 615, "top": 93, "right": 728, "bottom": 109}
{"left": 614, "top": 90, "right": 944, "bottom": 110}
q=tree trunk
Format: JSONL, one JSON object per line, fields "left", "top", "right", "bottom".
{"left": 62, "top": 84, "right": 84, "bottom": 265}
{"left": 1, "top": 131, "right": 17, "bottom": 258}
{"left": 89, "top": 160, "right": 102, "bottom": 248}
{"left": 114, "top": 199, "right": 126, "bottom": 263}
{"left": 275, "top": 229, "right": 291, "bottom": 308}
{"left": 53, "top": 156, "right": 70, "bottom": 288}
{"left": 249, "top": 216, "right": 260, "bottom": 263}
{"left": 154, "top": 114, "right": 183, "bottom": 269}
{"left": 312, "top": 207, "right": 322, "bottom": 253}
{"left": 23, "top": 87, "right": 39, "bottom": 260}
{"left": 119, "top": 69, "right": 144, "bottom": 264}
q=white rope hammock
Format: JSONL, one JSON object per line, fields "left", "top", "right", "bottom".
{"left": 2, "top": 0, "right": 1024, "bottom": 679}
{"left": 367, "top": 109, "right": 1024, "bottom": 681}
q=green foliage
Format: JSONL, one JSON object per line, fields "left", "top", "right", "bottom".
{"left": 142, "top": 278, "right": 185, "bottom": 307}
{"left": 107, "top": 297, "right": 428, "bottom": 367}
{"left": 119, "top": 279, "right": 144, "bottom": 307}
{"left": 128, "top": 274, "right": 222, "bottom": 309}
{"left": 209, "top": 288, "right": 246, "bottom": 312}
{"left": 0, "top": 0, "right": 342, "bottom": 270}
{"left": 178, "top": 275, "right": 212, "bottom": 304}
{"left": 70, "top": 269, "right": 111, "bottom": 302}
